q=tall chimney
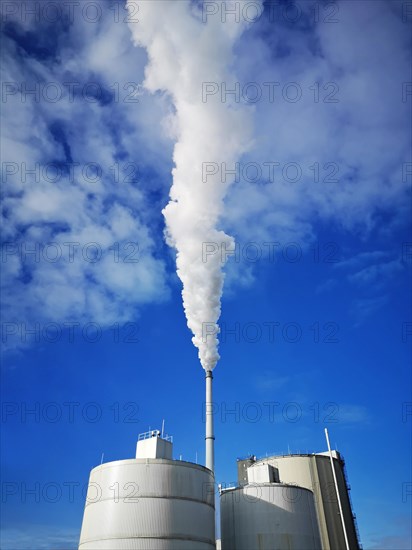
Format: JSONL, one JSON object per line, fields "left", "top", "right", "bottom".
{"left": 205, "top": 370, "right": 215, "bottom": 472}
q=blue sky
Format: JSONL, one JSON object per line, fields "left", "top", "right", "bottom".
{"left": 1, "top": 1, "right": 411, "bottom": 549}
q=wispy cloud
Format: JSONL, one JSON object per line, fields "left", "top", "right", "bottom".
{"left": 338, "top": 404, "right": 371, "bottom": 425}
{"left": 333, "top": 249, "right": 404, "bottom": 288}
{"left": 367, "top": 515, "right": 412, "bottom": 550}
{"left": 348, "top": 259, "right": 403, "bottom": 287}
{"left": 334, "top": 251, "right": 391, "bottom": 271}
{"left": 255, "top": 374, "right": 291, "bottom": 392}
{"left": 2, "top": 1, "right": 409, "bottom": 342}
{"left": 367, "top": 535, "right": 412, "bottom": 550}
{"left": 1, "top": 3, "right": 173, "bottom": 350}
{"left": 315, "top": 278, "right": 338, "bottom": 294}
{"left": 224, "top": 2, "right": 410, "bottom": 247}
{"left": 0, "top": 527, "right": 78, "bottom": 550}
{"left": 329, "top": 249, "right": 405, "bottom": 322}
{"left": 352, "top": 295, "right": 389, "bottom": 326}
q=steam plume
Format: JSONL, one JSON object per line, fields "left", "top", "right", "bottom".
{"left": 128, "top": 1, "right": 255, "bottom": 370}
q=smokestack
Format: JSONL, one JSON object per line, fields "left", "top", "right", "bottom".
{"left": 205, "top": 370, "right": 215, "bottom": 473}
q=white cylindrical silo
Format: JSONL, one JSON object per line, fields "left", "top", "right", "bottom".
{"left": 79, "top": 458, "right": 215, "bottom": 549}
{"left": 220, "top": 483, "right": 321, "bottom": 550}
{"left": 243, "top": 452, "right": 360, "bottom": 549}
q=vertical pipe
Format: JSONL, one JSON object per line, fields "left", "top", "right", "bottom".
{"left": 205, "top": 370, "right": 215, "bottom": 472}
{"left": 325, "top": 428, "right": 350, "bottom": 550}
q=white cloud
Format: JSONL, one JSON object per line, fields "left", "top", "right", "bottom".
{"left": 348, "top": 260, "right": 403, "bottom": 286}
{"left": 352, "top": 295, "right": 389, "bottom": 326}
{"left": 334, "top": 251, "right": 390, "bottom": 270}
{"left": 0, "top": 526, "right": 78, "bottom": 550}
{"left": 1, "top": 0, "right": 409, "bottom": 352}
{"left": 1, "top": 3, "right": 171, "bottom": 351}
{"left": 255, "top": 374, "right": 291, "bottom": 392}
{"left": 223, "top": 1, "right": 409, "bottom": 245}
{"left": 338, "top": 404, "right": 371, "bottom": 425}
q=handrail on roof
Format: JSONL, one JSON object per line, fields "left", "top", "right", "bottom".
{"left": 138, "top": 430, "right": 173, "bottom": 443}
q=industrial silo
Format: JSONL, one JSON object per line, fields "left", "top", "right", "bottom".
{"left": 220, "top": 474, "right": 321, "bottom": 550}
{"left": 79, "top": 430, "right": 215, "bottom": 549}
{"left": 236, "top": 449, "right": 361, "bottom": 550}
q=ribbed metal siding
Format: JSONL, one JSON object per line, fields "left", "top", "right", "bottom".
{"left": 254, "top": 454, "right": 360, "bottom": 550}
{"left": 220, "top": 484, "right": 321, "bottom": 550}
{"left": 79, "top": 540, "right": 213, "bottom": 550}
{"left": 79, "top": 459, "right": 215, "bottom": 550}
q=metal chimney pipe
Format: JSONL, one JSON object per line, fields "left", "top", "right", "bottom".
{"left": 205, "top": 370, "right": 215, "bottom": 473}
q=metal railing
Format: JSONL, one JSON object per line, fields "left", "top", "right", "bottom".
{"left": 342, "top": 460, "right": 362, "bottom": 549}
{"left": 138, "top": 429, "right": 173, "bottom": 442}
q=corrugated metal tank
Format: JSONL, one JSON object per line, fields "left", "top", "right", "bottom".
{"left": 78, "top": 458, "right": 215, "bottom": 549}
{"left": 245, "top": 454, "right": 360, "bottom": 550}
{"left": 220, "top": 483, "right": 321, "bottom": 550}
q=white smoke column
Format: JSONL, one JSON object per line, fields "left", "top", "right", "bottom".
{"left": 128, "top": 1, "right": 257, "bottom": 370}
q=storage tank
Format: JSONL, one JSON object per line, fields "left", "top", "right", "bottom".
{"left": 79, "top": 430, "right": 215, "bottom": 549}
{"left": 220, "top": 483, "right": 321, "bottom": 550}
{"left": 237, "top": 452, "right": 360, "bottom": 550}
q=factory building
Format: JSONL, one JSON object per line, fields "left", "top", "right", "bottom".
{"left": 226, "top": 449, "right": 361, "bottom": 550}
{"left": 78, "top": 430, "right": 215, "bottom": 549}
{"left": 79, "top": 429, "right": 361, "bottom": 550}
{"left": 78, "top": 367, "right": 361, "bottom": 549}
